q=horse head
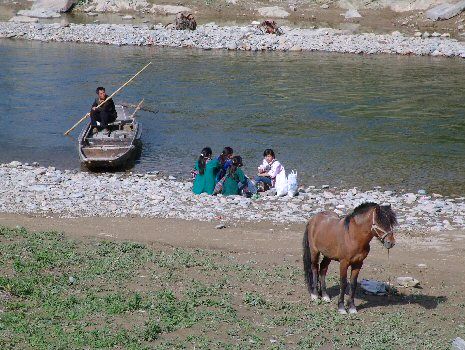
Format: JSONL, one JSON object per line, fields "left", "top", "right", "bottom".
{"left": 371, "top": 204, "right": 397, "bottom": 249}
{"left": 344, "top": 202, "right": 398, "bottom": 249}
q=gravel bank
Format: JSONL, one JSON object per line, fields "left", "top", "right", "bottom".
{"left": 2, "top": 161, "right": 465, "bottom": 232}
{"left": 1, "top": 21, "right": 465, "bottom": 57}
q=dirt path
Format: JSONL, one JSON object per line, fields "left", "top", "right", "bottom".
{"left": 2, "top": 212, "right": 465, "bottom": 290}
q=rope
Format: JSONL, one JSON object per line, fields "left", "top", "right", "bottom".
{"left": 387, "top": 248, "right": 391, "bottom": 299}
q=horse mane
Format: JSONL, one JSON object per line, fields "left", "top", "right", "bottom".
{"left": 344, "top": 202, "right": 397, "bottom": 231}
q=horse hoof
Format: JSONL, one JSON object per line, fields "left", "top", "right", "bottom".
{"left": 311, "top": 294, "right": 319, "bottom": 301}
{"left": 348, "top": 307, "right": 357, "bottom": 314}
{"left": 338, "top": 308, "right": 347, "bottom": 315}
{"left": 322, "top": 295, "right": 331, "bottom": 303}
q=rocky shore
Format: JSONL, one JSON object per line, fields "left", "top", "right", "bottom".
{"left": 1, "top": 161, "right": 465, "bottom": 232}
{"left": 1, "top": 21, "right": 465, "bottom": 57}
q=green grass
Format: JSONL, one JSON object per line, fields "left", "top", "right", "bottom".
{"left": 0, "top": 225, "right": 460, "bottom": 349}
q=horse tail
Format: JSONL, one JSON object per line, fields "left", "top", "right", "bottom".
{"left": 302, "top": 222, "right": 313, "bottom": 295}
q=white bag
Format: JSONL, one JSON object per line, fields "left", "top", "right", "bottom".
{"left": 275, "top": 167, "right": 287, "bottom": 196}
{"left": 287, "top": 170, "right": 298, "bottom": 197}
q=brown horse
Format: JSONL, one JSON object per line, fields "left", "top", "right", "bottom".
{"left": 302, "top": 202, "right": 397, "bottom": 314}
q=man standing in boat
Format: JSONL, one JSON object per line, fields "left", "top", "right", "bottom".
{"left": 90, "top": 87, "right": 117, "bottom": 135}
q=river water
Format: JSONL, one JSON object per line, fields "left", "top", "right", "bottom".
{"left": 1, "top": 39, "right": 464, "bottom": 195}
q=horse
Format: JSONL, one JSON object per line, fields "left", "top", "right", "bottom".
{"left": 302, "top": 202, "right": 397, "bottom": 314}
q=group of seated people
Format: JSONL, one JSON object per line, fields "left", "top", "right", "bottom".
{"left": 192, "top": 147, "right": 283, "bottom": 196}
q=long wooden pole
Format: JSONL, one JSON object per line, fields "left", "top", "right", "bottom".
{"left": 129, "top": 99, "right": 144, "bottom": 119}
{"left": 64, "top": 62, "right": 152, "bottom": 135}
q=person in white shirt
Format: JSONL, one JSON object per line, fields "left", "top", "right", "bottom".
{"left": 254, "top": 149, "right": 283, "bottom": 190}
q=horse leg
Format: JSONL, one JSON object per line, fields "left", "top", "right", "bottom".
{"left": 310, "top": 250, "right": 320, "bottom": 301}
{"left": 319, "top": 256, "right": 331, "bottom": 303}
{"left": 338, "top": 261, "right": 349, "bottom": 314}
{"left": 347, "top": 263, "right": 363, "bottom": 314}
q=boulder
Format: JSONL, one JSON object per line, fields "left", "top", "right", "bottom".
{"left": 396, "top": 276, "right": 420, "bottom": 287}
{"left": 426, "top": 0, "right": 465, "bottom": 21}
{"left": 151, "top": 5, "right": 192, "bottom": 15}
{"left": 387, "top": 0, "right": 446, "bottom": 12}
{"left": 343, "top": 9, "right": 362, "bottom": 19}
{"left": 32, "top": 0, "right": 75, "bottom": 13}
{"left": 257, "top": 6, "right": 290, "bottom": 18}
{"left": 17, "top": 9, "right": 61, "bottom": 18}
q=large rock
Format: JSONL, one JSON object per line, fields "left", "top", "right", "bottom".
{"left": 386, "top": 0, "right": 447, "bottom": 12}
{"left": 32, "top": 0, "right": 75, "bottom": 13}
{"left": 257, "top": 6, "right": 290, "bottom": 18}
{"left": 17, "top": 9, "right": 61, "bottom": 18}
{"left": 338, "top": 0, "right": 451, "bottom": 12}
{"left": 426, "top": 0, "right": 465, "bottom": 20}
{"left": 343, "top": 8, "right": 362, "bottom": 18}
{"left": 94, "top": 0, "right": 149, "bottom": 12}
{"left": 151, "top": 4, "right": 192, "bottom": 15}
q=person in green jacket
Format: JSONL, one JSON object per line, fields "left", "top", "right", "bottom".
{"left": 222, "top": 156, "right": 247, "bottom": 196}
{"left": 192, "top": 147, "right": 220, "bottom": 195}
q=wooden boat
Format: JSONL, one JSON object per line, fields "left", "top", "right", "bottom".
{"left": 78, "top": 104, "right": 142, "bottom": 170}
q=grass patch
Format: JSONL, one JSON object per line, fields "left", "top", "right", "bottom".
{"left": 0, "top": 225, "right": 458, "bottom": 349}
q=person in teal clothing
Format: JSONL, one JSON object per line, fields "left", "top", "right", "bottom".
{"left": 222, "top": 156, "right": 247, "bottom": 196}
{"left": 192, "top": 147, "right": 220, "bottom": 195}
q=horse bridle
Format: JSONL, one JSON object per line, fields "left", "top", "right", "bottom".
{"left": 371, "top": 211, "right": 393, "bottom": 243}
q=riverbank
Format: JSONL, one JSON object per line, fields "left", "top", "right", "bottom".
{"left": 2, "top": 161, "right": 465, "bottom": 232}
{"left": 1, "top": 216, "right": 464, "bottom": 348}
{"left": 1, "top": 21, "right": 465, "bottom": 57}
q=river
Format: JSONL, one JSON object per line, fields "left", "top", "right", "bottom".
{"left": 1, "top": 39, "right": 464, "bottom": 195}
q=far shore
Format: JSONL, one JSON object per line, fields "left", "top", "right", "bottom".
{"left": 1, "top": 20, "right": 464, "bottom": 58}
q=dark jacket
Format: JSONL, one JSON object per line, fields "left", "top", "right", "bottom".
{"left": 91, "top": 96, "right": 117, "bottom": 124}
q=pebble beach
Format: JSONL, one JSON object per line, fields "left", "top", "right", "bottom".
{"left": 1, "top": 21, "right": 465, "bottom": 57}
{"left": 2, "top": 161, "right": 465, "bottom": 232}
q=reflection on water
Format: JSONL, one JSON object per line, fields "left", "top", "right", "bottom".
{"left": 0, "top": 40, "right": 464, "bottom": 195}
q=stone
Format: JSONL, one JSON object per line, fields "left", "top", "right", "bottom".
{"left": 414, "top": 31, "right": 422, "bottom": 37}
{"left": 396, "top": 276, "right": 420, "bottom": 288}
{"left": 33, "top": 0, "right": 75, "bottom": 12}
{"left": 418, "top": 189, "right": 427, "bottom": 195}
{"left": 8, "top": 161, "right": 22, "bottom": 167}
{"left": 289, "top": 45, "right": 302, "bottom": 51}
{"left": 343, "top": 9, "right": 362, "bottom": 19}
{"left": 389, "top": 0, "right": 438, "bottom": 12}
{"left": 215, "top": 224, "right": 226, "bottom": 229}
{"left": 9, "top": 16, "right": 39, "bottom": 23}
{"left": 452, "top": 337, "right": 465, "bottom": 350}
{"left": 417, "top": 263, "right": 427, "bottom": 268}
{"left": 122, "top": 15, "right": 134, "bottom": 20}
{"left": 151, "top": 5, "right": 192, "bottom": 15}
{"left": 257, "top": 6, "right": 290, "bottom": 18}
{"left": 17, "top": 9, "right": 60, "bottom": 18}
{"left": 320, "top": 4, "right": 329, "bottom": 9}
{"left": 431, "top": 31, "right": 441, "bottom": 37}
{"left": 360, "top": 279, "right": 388, "bottom": 295}
{"left": 422, "top": 31, "right": 431, "bottom": 38}
{"left": 426, "top": 1, "right": 465, "bottom": 21}
{"left": 168, "top": 175, "right": 176, "bottom": 180}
